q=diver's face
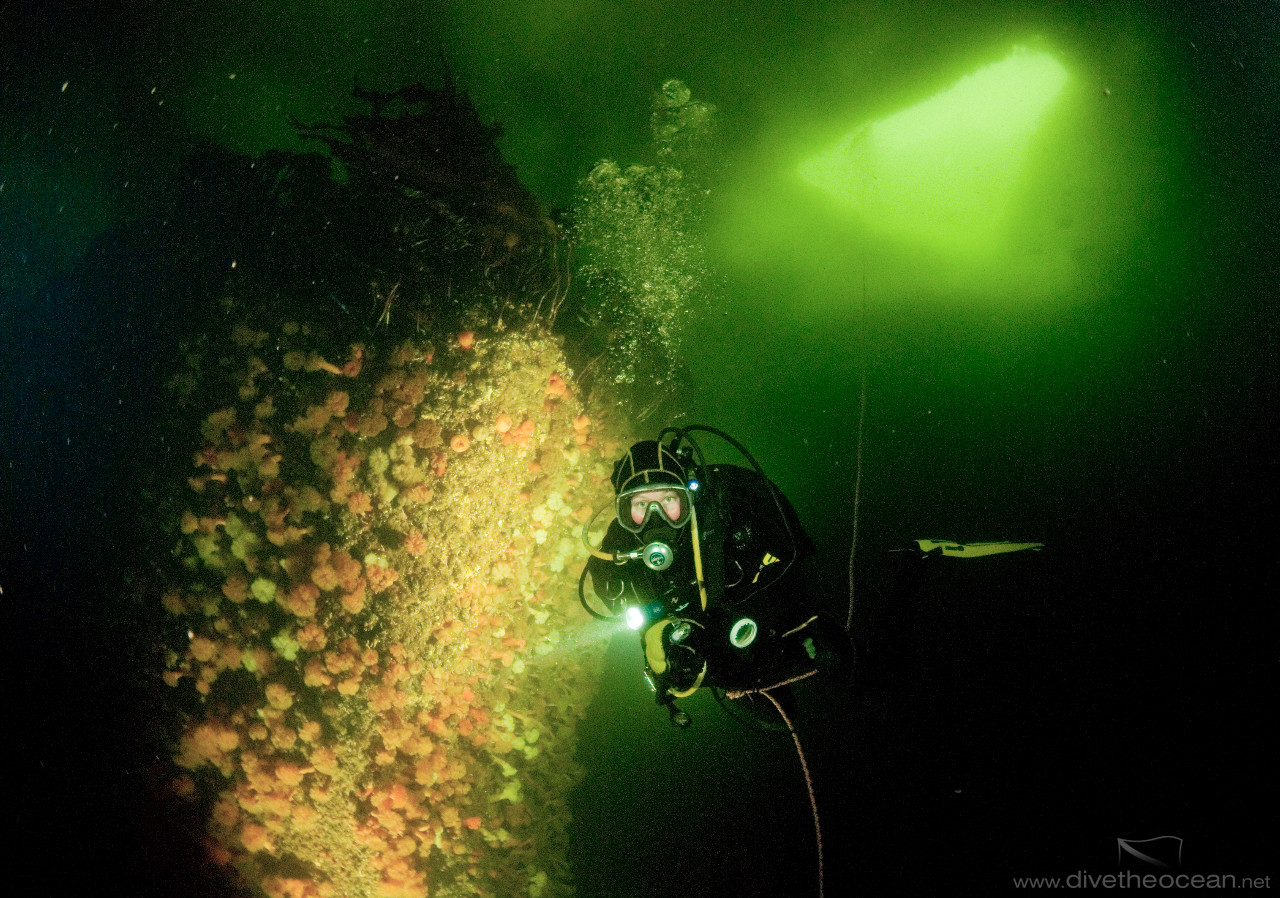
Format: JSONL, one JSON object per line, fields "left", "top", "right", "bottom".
{"left": 629, "top": 489, "right": 684, "bottom": 527}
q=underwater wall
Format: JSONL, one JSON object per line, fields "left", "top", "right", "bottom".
{"left": 160, "top": 306, "right": 629, "bottom": 898}
{"left": 139, "top": 70, "right": 719, "bottom": 897}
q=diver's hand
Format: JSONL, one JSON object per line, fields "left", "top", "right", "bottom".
{"left": 658, "top": 692, "right": 692, "bottom": 728}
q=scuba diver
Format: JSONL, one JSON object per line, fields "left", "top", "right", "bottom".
{"left": 580, "top": 425, "right": 852, "bottom": 728}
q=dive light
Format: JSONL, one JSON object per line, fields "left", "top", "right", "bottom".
{"left": 625, "top": 600, "right": 665, "bottom": 631}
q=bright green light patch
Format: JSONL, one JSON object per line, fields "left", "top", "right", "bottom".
{"left": 798, "top": 48, "right": 1069, "bottom": 255}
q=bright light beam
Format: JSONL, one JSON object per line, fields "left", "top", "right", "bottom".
{"left": 799, "top": 48, "right": 1069, "bottom": 256}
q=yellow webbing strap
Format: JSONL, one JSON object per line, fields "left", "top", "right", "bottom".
{"left": 643, "top": 618, "right": 707, "bottom": 697}
{"left": 671, "top": 662, "right": 707, "bottom": 698}
{"left": 644, "top": 619, "right": 673, "bottom": 674}
{"left": 689, "top": 505, "right": 707, "bottom": 612}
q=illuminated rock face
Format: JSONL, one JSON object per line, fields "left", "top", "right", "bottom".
{"left": 164, "top": 312, "right": 624, "bottom": 898}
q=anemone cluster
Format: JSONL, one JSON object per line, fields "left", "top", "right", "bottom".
{"left": 162, "top": 307, "right": 626, "bottom": 897}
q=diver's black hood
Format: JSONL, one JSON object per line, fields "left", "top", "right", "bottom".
{"left": 611, "top": 440, "right": 686, "bottom": 495}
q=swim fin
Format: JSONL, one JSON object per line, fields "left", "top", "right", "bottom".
{"left": 915, "top": 539, "right": 1044, "bottom": 558}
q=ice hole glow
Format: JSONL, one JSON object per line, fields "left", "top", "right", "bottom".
{"left": 798, "top": 48, "right": 1070, "bottom": 257}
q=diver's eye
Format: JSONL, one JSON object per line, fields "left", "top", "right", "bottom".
{"left": 630, "top": 499, "right": 649, "bottom": 524}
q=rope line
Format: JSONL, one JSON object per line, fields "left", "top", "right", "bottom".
{"left": 846, "top": 274, "right": 869, "bottom": 633}
{"left": 764, "top": 689, "right": 824, "bottom": 898}
{"left": 724, "top": 672, "right": 823, "bottom": 898}
{"left": 723, "top": 668, "right": 817, "bottom": 700}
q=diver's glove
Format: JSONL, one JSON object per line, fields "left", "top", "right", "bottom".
{"left": 658, "top": 692, "right": 692, "bottom": 728}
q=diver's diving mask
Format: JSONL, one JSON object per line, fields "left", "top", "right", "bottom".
{"left": 616, "top": 485, "right": 692, "bottom": 534}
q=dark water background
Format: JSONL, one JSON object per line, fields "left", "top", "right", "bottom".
{"left": 2, "top": 1, "right": 1274, "bottom": 894}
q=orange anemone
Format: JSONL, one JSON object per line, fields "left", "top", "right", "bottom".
{"left": 403, "top": 530, "right": 428, "bottom": 557}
